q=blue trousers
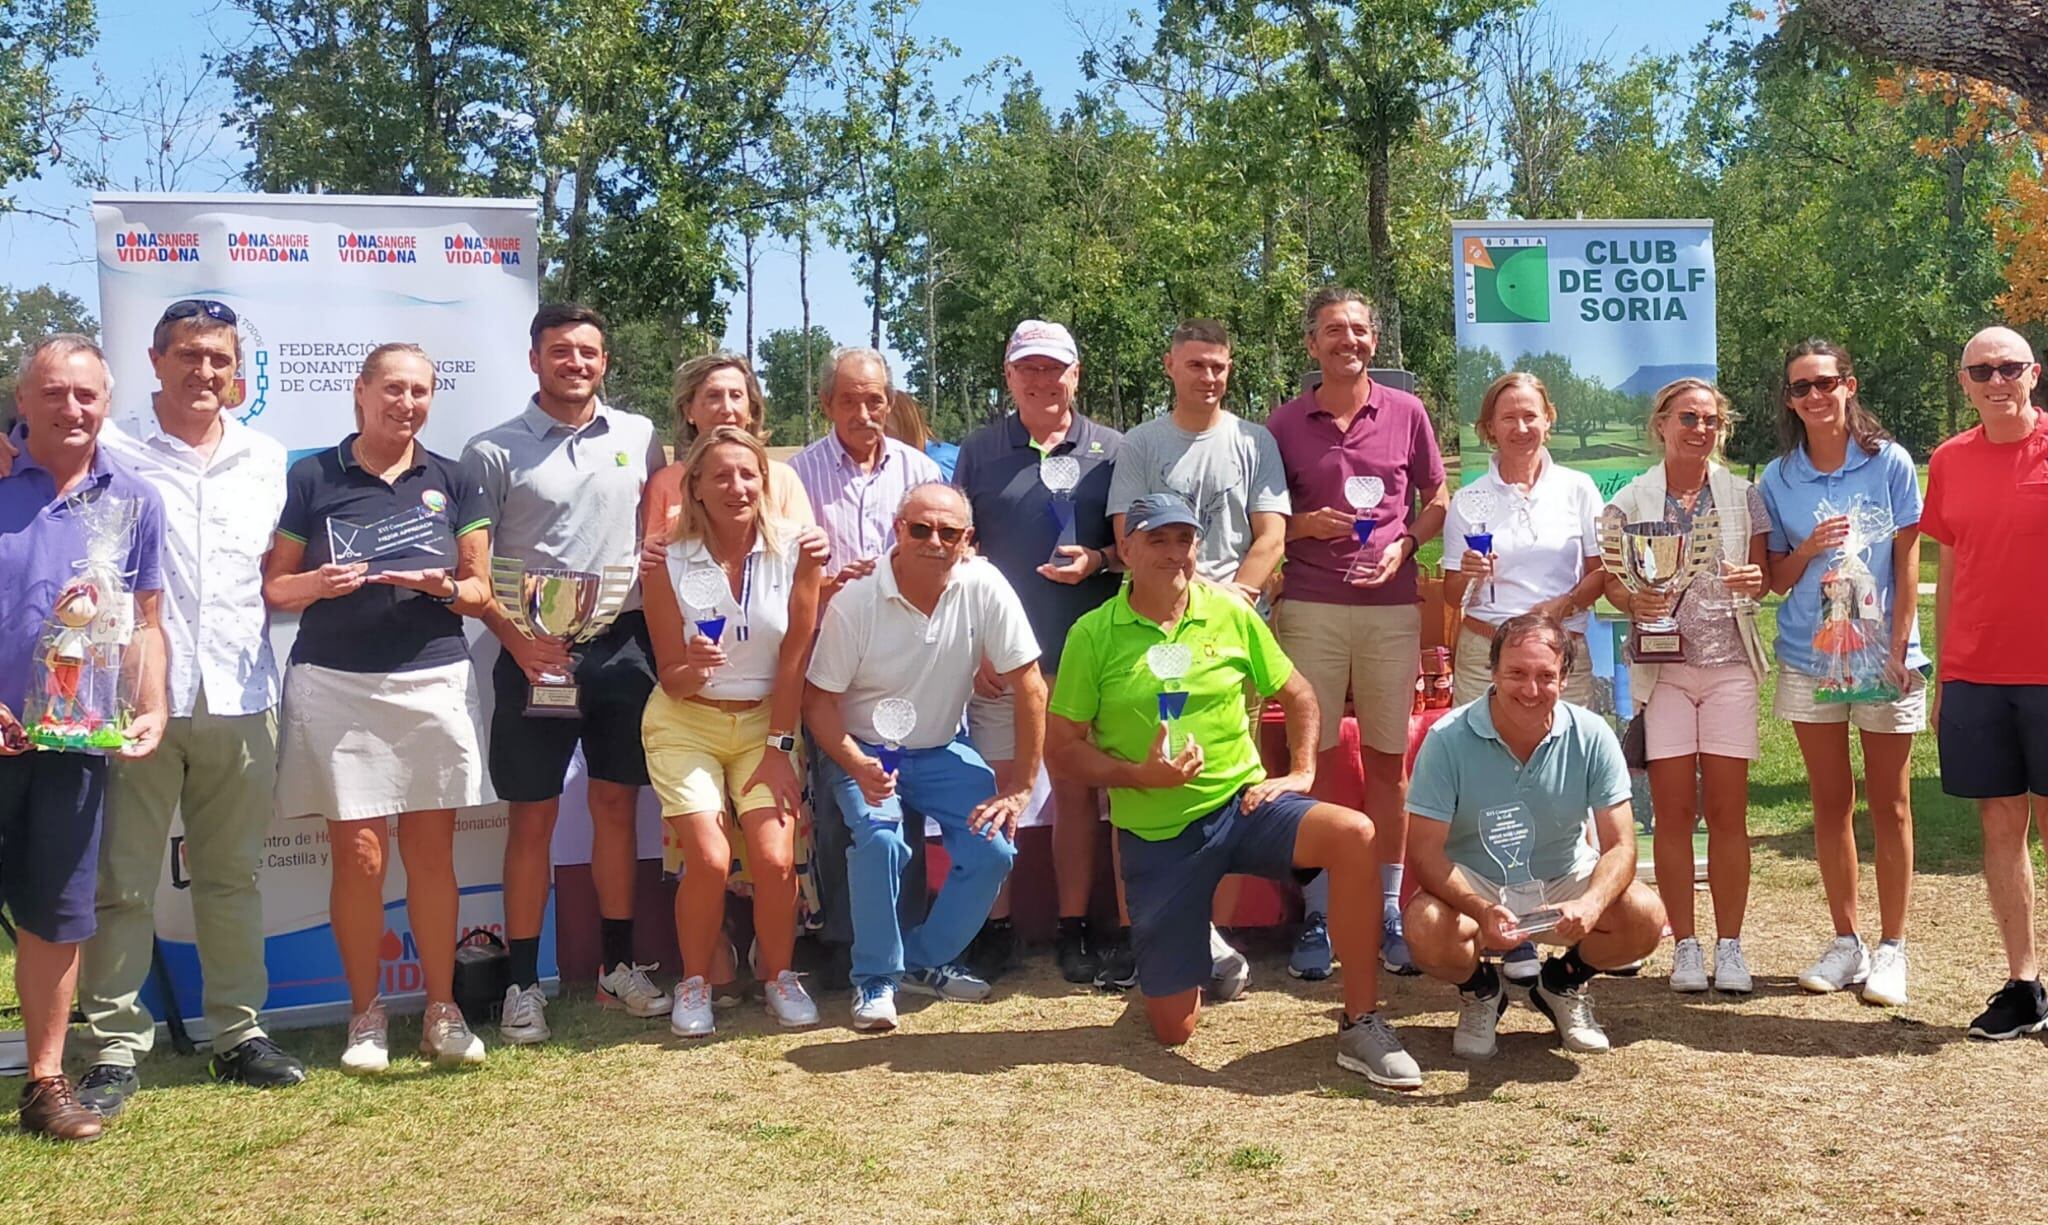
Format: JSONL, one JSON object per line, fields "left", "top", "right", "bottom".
{"left": 820, "top": 736, "right": 1017, "bottom": 982}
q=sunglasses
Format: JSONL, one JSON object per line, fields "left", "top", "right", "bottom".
{"left": 1964, "top": 361, "right": 2032, "bottom": 383}
{"left": 904, "top": 521, "right": 967, "bottom": 545}
{"left": 1786, "top": 375, "right": 1846, "bottom": 399}
{"left": 158, "top": 298, "right": 238, "bottom": 328}
{"left": 1675, "top": 410, "right": 1723, "bottom": 432}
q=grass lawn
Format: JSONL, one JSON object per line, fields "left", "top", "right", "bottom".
{"left": 5, "top": 598, "right": 2041, "bottom": 1222}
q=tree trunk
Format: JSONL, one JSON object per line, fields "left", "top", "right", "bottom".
{"left": 742, "top": 227, "right": 757, "bottom": 364}
{"left": 923, "top": 240, "right": 939, "bottom": 409}
{"left": 1367, "top": 139, "right": 1404, "bottom": 369}
{"left": 563, "top": 142, "right": 597, "bottom": 300}
{"left": 1805, "top": 0, "right": 2048, "bottom": 111}
{"left": 1943, "top": 98, "right": 1971, "bottom": 437}
{"left": 800, "top": 219, "right": 815, "bottom": 442}
{"left": 408, "top": 1, "right": 441, "bottom": 193}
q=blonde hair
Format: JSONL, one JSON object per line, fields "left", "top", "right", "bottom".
{"left": 671, "top": 353, "right": 767, "bottom": 447}
{"left": 885, "top": 390, "right": 932, "bottom": 451}
{"left": 674, "top": 425, "right": 789, "bottom": 555}
{"left": 1476, "top": 371, "right": 1556, "bottom": 448}
{"left": 353, "top": 343, "right": 432, "bottom": 429}
{"left": 1647, "top": 377, "right": 1737, "bottom": 459}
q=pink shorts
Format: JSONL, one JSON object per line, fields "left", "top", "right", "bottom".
{"left": 1644, "top": 662, "right": 1760, "bottom": 762}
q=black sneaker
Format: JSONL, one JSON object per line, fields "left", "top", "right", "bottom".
{"left": 1094, "top": 932, "right": 1138, "bottom": 991}
{"left": 1968, "top": 978, "right": 2048, "bottom": 1040}
{"left": 209, "top": 1035, "right": 307, "bottom": 1088}
{"left": 965, "top": 918, "right": 1016, "bottom": 982}
{"left": 1056, "top": 918, "right": 1101, "bottom": 984}
{"left": 76, "top": 1063, "right": 139, "bottom": 1120}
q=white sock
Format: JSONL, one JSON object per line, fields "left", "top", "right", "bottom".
{"left": 1380, "top": 863, "right": 1404, "bottom": 913}
{"left": 1209, "top": 923, "right": 1237, "bottom": 962}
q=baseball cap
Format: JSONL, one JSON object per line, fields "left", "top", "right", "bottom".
{"left": 1125, "top": 492, "right": 1201, "bottom": 535}
{"left": 1005, "top": 319, "right": 1078, "bottom": 366}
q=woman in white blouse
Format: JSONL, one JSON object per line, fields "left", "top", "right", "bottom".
{"left": 642, "top": 426, "right": 824, "bottom": 1037}
{"left": 1443, "top": 373, "right": 1608, "bottom": 707}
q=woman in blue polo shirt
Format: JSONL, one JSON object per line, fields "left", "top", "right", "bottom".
{"left": 263, "top": 342, "right": 494, "bottom": 1075}
{"left": 1761, "top": 338, "right": 1925, "bottom": 1009}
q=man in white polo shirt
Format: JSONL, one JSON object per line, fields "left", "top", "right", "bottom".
{"left": 804, "top": 483, "right": 1045, "bottom": 1031}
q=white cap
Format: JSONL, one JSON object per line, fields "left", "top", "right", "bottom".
{"left": 1005, "top": 319, "right": 1078, "bottom": 366}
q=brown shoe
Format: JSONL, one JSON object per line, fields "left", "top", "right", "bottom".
{"left": 19, "top": 1076, "right": 105, "bottom": 1142}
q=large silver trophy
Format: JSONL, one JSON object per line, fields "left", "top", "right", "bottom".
{"left": 1598, "top": 507, "right": 1721, "bottom": 663}
{"left": 490, "top": 558, "right": 635, "bottom": 717}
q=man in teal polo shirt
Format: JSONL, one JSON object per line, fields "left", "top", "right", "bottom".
{"left": 1402, "top": 613, "right": 1666, "bottom": 1060}
{"left": 1044, "top": 492, "right": 1420, "bottom": 1088}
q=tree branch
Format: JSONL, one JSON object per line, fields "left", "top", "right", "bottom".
{"left": 1802, "top": 0, "right": 2048, "bottom": 110}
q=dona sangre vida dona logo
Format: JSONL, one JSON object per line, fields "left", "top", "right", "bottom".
{"left": 1463, "top": 235, "right": 1550, "bottom": 325}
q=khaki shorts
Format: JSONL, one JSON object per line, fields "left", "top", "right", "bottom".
{"left": 1449, "top": 861, "right": 1596, "bottom": 948}
{"left": 967, "top": 687, "right": 1019, "bottom": 764}
{"left": 1273, "top": 600, "right": 1420, "bottom": 754}
{"left": 641, "top": 690, "right": 777, "bottom": 818}
{"left": 1452, "top": 626, "right": 1594, "bottom": 709}
{"left": 1772, "top": 665, "right": 1927, "bottom": 735}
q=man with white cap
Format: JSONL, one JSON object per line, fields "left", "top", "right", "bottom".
{"left": 954, "top": 319, "right": 1123, "bottom": 985}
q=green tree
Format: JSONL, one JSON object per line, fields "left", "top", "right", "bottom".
{"left": 0, "top": 283, "right": 96, "bottom": 423}
{"left": 0, "top": 0, "right": 96, "bottom": 210}
{"left": 756, "top": 324, "right": 836, "bottom": 444}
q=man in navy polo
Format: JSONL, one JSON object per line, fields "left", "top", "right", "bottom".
{"left": 953, "top": 319, "right": 1123, "bottom": 984}
{"left": 0, "top": 335, "right": 168, "bottom": 1141}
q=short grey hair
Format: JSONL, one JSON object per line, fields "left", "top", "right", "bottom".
{"left": 1302, "top": 287, "right": 1380, "bottom": 338}
{"left": 819, "top": 346, "right": 893, "bottom": 402}
{"left": 896, "top": 480, "right": 971, "bottom": 525}
{"left": 17, "top": 333, "right": 114, "bottom": 399}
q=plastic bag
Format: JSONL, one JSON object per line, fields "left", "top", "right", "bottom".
{"left": 23, "top": 491, "right": 141, "bottom": 751}
{"left": 1811, "top": 494, "right": 1898, "bottom": 704}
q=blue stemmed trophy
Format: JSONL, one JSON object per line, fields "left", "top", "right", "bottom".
{"left": 872, "top": 696, "right": 917, "bottom": 778}
{"left": 1479, "top": 803, "right": 1563, "bottom": 940}
{"left": 680, "top": 566, "right": 728, "bottom": 645}
{"left": 1041, "top": 455, "right": 1082, "bottom": 567}
{"left": 1146, "top": 643, "right": 1192, "bottom": 755}
{"left": 1456, "top": 484, "right": 1502, "bottom": 609}
{"left": 1342, "top": 475, "right": 1384, "bottom": 582}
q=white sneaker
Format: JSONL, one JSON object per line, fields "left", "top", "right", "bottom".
{"left": 669, "top": 975, "right": 715, "bottom": 1038}
{"left": 598, "top": 961, "right": 672, "bottom": 1018}
{"left": 1669, "top": 937, "right": 1709, "bottom": 993}
{"left": 1532, "top": 977, "right": 1610, "bottom": 1053}
{"left": 1863, "top": 942, "right": 1909, "bottom": 1007}
{"left": 1209, "top": 924, "right": 1251, "bottom": 1002}
{"left": 1713, "top": 938, "right": 1753, "bottom": 994}
{"left": 1797, "top": 935, "right": 1870, "bottom": 994}
{"left": 419, "top": 1001, "right": 486, "bottom": 1067}
{"left": 340, "top": 1004, "right": 389, "bottom": 1075}
{"left": 764, "top": 970, "right": 819, "bottom": 1028}
{"left": 851, "top": 977, "right": 898, "bottom": 1032}
{"left": 1453, "top": 975, "right": 1509, "bottom": 1060}
{"left": 498, "top": 983, "right": 551, "bottom": 1045}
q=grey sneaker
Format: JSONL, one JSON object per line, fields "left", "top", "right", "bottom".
{"left": 1454, "top": 975, "right": 1510, "bottom": 1060}
{"left": 1531, "top": 977, "right": 1609, "bottom": 1054}
{"left": 1336, "top": 1012, "right": 1422, "bottom": 1089}
{"left": 1209, "top": 925, "right": 1251, "bottom": 1002}
{"left": 1797, "top": 935, "right": 1870, "bottom": 994}
{"left": 498, "top": 983, "right": 551, "bottom": 1045}
{"left": 900, "top": 963, "right": 992, "bottom": 1002}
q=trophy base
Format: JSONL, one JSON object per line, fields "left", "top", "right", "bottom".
{"left": 524, "top": 682, "right": 582, "bottom": 719}
{"left": 1505, "top": 906, "right": 1564, "bottom": 940}
{"left": 1630, "top": 623, "right": 1686, "bottom": 663}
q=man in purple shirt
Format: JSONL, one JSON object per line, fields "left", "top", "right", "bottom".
{"left": 0, "top": 335, "right": 168, "bottom": 1141}
{"left": 789, "top": 347, "right": 944, "bottom": 983}
{"left": 1267, "top": 288, "right": 1448, "bottom": 974}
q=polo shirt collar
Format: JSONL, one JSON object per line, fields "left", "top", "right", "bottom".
{"left": 1468, "top": 687, "right": 1569, "bottom": 748}
{"left": 335, "top": 432, "right": 426, "bottom": 478}
{"left": 519, "top": 395, "right": 613, "bottom": 438}
{"left": 1107, "top": 580, "right": 1215, "bottom": 630}
{"left": 1304, "top": 379, "right": 1387, "bottom": 422}
{"left": 1782, "top": 439, "right": 1875, "bottom": 483}
{"left": 1485, "top": 448, "right": 1555, "bottom": 489}
{"left": 6, "top": 422, "right": 116, "bottom": 494}
{"left": 1002, "top": 410, "right": 1097, "bottom": 456}
{"left": 680, "top": 530, "right": 766, "bottom": 565}
{"left": 878, "top": 548, "right": 962, "bottom": 607}
{"left": 133, "top": 401, "right": 254, "bottom": 465}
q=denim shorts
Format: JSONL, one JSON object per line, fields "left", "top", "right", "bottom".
{"left": 1117, "top": 788, "right": 1318, "bottom": 998}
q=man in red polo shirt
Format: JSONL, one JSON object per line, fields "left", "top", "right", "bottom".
{"left": 1922, "top": 325, "right": 2048, "bottom": 1041}
{"left": 1266, "top": 287, "right": 1447, "bottom": 975}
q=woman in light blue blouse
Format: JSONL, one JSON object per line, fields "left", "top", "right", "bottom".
{"left": 1760, "top": 338, "right": 1925, "bottom": 1009}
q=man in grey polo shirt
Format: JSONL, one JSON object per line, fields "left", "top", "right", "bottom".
{"left": 955, "top": 319, "right": 1123, "bottom": 985}
{"left": 1402, "top": 613, "right": 1665, "bottom": 1059}
{"left": 462, "top": 303, "right": 671, "bottom": 1043}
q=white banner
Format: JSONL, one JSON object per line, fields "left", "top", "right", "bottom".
{"left": 91, "top": 193, "right": 553, "bottom": 1028}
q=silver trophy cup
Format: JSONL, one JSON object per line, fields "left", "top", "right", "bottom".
{"left": 1598, "top": 509, "right": 1720, "bottom": 663}
{"left": 490, "top": 558, "right": 635, "bottom": 718}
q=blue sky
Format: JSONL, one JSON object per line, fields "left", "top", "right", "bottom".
{"left": 0, "top": 0, "right": 1723, "bottom": 363}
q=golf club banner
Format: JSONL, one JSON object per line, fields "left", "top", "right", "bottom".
{"left": 91, "top": 193, "right": 556, "bottom": 1031}
{"left": 1452, "top": 219, "right": 1717, "bottom": 499}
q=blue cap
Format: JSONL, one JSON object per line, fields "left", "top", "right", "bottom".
{"left": 1125, "top": 492, "right": 1201, "bottom": 534}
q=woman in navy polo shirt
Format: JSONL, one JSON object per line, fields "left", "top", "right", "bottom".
{"left": 1761, "top": 338, "right": 1925, "bottom": 1008}
{"left": 263, "top": 343, "right": 494, "bottom": 1074}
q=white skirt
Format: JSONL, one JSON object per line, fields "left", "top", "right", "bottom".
{"left": 277, "top": 660, "right": 489, "bottom": 821}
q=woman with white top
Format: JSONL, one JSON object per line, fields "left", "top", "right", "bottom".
{"left": 642, "top": 426, "right": 824, "bottom": 1036}
{"left": 1443, "top": 373, "right": 1608, "bottom": 708}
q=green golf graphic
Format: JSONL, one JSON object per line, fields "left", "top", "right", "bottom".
{"left": 1473, "top": 243, "right": 1551, "bottom": 323}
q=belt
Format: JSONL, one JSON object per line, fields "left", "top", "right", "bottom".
{"left": 684, "top": 694, "right": 765, "bottom": 713}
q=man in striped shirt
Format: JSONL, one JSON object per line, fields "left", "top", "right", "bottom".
{"left": 791, "top": 347, "right": 943, "bottom": 985}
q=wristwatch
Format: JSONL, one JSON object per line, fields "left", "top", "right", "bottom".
{"left": 765, "top": 732, "right": 797, "bottom": 753}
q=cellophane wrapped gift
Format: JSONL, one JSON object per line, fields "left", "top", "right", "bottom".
{"left": 1811, "top": 494, "right": 1900, "bottom": 704}
{"left": 23, "top": 491, "right": 141, "bottom": 752}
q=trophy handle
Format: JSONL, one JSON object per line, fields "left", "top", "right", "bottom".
{"left": 1597, "top": 513, "right": 1633, "bottom": 592}
{"left": 575, "top": 565, "right": 638, "bottom": 643}
{"left": 490, "top": 557, "right": 534, "bottom": 637}
{"left": 1682, "top": 509, "right": 1725, "bottom": 587}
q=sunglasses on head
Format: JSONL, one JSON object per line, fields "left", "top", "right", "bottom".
{"left": 157, "top": 298, "right": 237, "bottom": 328}
{"left": 1787, "top": 375, "right": 1846, "bottom": 399}
{"left": 904, "top": 521, "right": 967, "bottom": 545}
{"left": 1964, "top": 361, "right": 2032, "bottom": 383}
{"left": 1675, "top": 410, "right": 1723, "bottom": 431}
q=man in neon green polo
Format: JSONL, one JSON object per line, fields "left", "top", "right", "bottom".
{"left": 1044, "top": 492, "right": 1422, "bottom": 1088}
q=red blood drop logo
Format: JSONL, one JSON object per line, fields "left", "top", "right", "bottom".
{"left": 379, "top": 929, "right": 403, "bottom": 962}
